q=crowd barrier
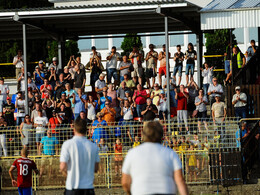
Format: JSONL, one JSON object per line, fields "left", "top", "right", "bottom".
{"left": 0, "top": 117, "right": 241, "bottom": 190}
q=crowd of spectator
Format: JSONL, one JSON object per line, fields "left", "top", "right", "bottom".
{"left": 0, "top": 40, "right": 258, "bottom": 158}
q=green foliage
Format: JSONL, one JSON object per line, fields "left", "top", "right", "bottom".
{"left": 205, "top": 29, "right": 237, "bottom": 81}
{"left": 121, "top": 34, "right": 143, "bottom": 56}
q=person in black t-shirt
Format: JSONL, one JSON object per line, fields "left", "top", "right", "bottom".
{"left": 74, "top": 64, "right": 86, "bottom": 92}
{"left": 185, "top": 43, "right": 197, "bottom": 86}
{"left": 141, "top": 98, "right": 158, "bottom": 121}
{"left": 3, "top": 96, "right": 15, "bottom": 126}
{"left": 173, "top": 45, "right": 184, "bottom": 86}
{"left": 55, "top": 73, "right": 66, "bottom": 100}
{"left": 47, "top": 67, "right": 57, "bottom": 90}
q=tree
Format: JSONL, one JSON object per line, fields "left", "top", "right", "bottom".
{"left": 121, "top": 33, "right": 143, "bottom": 56}
{"left": 204, "top": 29, "right": 237, "bottom": 81}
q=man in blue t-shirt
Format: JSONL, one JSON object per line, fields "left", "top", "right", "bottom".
{"left": 40, "top": 130, "right": 59, "bottom": 155}
{"left": 72, "top": 88, "right": 87, "bottom": 119}
{"left": 98, "top": 88, "right": 112, "bottom": 110}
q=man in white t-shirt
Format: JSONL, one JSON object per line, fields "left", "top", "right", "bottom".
{"left": 60, "top": 118, "right": 100, "bottom": 194}
{"left": 0, "top": 77, "right": 9, "bottom": 115}
{"left": 207, "top": 77, "right": 223, "bottom": 105}
{"left": 13, "top": 49, "right": 24, "bottom": 79}
{"left": 122, "top": 121, "right": 188, "bottom": 195}
{"left": 106, "top": 46, "right": 121, "bottom": 87}
{"left": 95, "top": 73, "right": 106, "bottom": 94}
{"left": 34, "top": 110, "right": 49, "bottom": 155}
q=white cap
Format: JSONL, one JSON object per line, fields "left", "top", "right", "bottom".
{"left": 235, "top": 86, "right": 241, "bottom": 90}
{"left": 39, "top": 60, "right": 44, "bottom": 64}
{"left": 100, "top": 73, "right": 106, "bottom": 77}
{"left": 52, "top": 57, "right": 58, "bottom": 61}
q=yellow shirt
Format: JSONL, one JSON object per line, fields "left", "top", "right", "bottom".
{"left": 133, "top": 142, "right": 140, "bottom": 148}
{"left": 189, "top": 153, "right": 197, "bottom": 166}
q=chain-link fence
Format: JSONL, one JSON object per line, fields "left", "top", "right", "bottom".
{"left": 0, "top": 117, "right": 241, "bottom": 190}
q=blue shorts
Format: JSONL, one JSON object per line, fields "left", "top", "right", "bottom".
{"left": 18, "top": 187, "right": 32, "bottom": 195}
{"left": 185, "top": 64, "right": 194, "bottom": 75}
{"left": 107, "top": 68, "right": 118, "bottom": 83}
{"left": 225, "top": 60, "right": 231, "bottom": 74}
{"left": 35, "top": 133, "right": 45, "bottom": 143}
{"left": 173, "top": 65, "right": 183, "bottom": 77}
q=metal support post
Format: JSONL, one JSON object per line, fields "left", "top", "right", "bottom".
{"left": 196, "top": 33, "right": 203, "bottom": 88}
{"left": 165, "top": 16, "right": 171, "bottom": 126}
{"left": 23, "top": 24, "right": 29, "bottom": 115}
{"left": 58, "top": 35, "right": 65, "bottom": 70}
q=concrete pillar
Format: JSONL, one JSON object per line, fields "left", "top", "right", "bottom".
{"left": 91, "top": 35, "right": 95, "bottom": 47}
{"left": 108, "top": 34, "right": 113, "bottom": 49}
{"left": 244, "top": 27, "right": 249, "bottom": 51}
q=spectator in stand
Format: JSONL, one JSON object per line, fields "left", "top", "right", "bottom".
{"left": 38, "top": 60, "right": 47, "bottom": 75}
{"left": 76, "top": 56, "right": 85, "bottom": 73}
{"left": 48, "top": 57, "right": 58, "bottom": 73}
{"left": 107, "top": 84, "right": 117, "bottom": 108}
{"left": 48, "top": 110, "right": 62, "bottom": 135}
{"left": 28, "top": 87, "right": 35, "bottom": 113}
{"left": 28, "top": 77, "right": 38, "bottom": 93}
{"left": 0, "top": 77, "right": 9, "bottom": 116}
{"left": 232, "top": 86, "right": 247, "bottom": 119}
{"left": 212, "top": 94, "right": 227, "bottom": 141}
{"left": 0, "top": 116, "right": 7, "bottom": 157}
{"left": 114, "top": 138, "right": 123, "bottom": 176}
{"left": 42, "top": 98, "right": 55, "bottom": 119}
{"left": 74, "top": 64, "right": 86, "bottom": 92}
{"left": 101, "top": 100, "right": 116, "bottom": 126}
{"left": 34, "top": 66, "right": 45, "bottom": 89}
{"left": 3, "top": 96, "right": 15, "bottom": 126}
{"left": 68, "top": 58, "right": 77, "bottom": 88}
{"left": 207, "top": 77, "right": 223, "bottom": 106}
{"left": 56, "top": 92, "right": 71, "bottom": 109}
{"left": 129, "top": 46, "right": 143, "bottom": 85}
{"left": 201, "top": 62, "right": 213, "bottom": 96}
{"left": 106, "top": 46, "right": 121, "bottom": 87}
{"left": 125, "top": 91, "right": 133, "bottom": 105}
{"left": 223, "top": 44, "right": 232, "bottom": 85}
{"left": 133, "top": 84, "right": 147, "bottom": 117}
{"left": 64, "top": 83, "right": 76, "bottom": 112}
{"left": 164, "top": 77, "right": 177, "bottom": 108}
{"left": 31, "top": 103, "right": 46, "bottom": 122}
{"left": 225, "top": 46, "right": 246, "bottom": 85}
{"left": 79, "top": 111, "right": 88, "bottom": 122}
{"left": 121, "top": 99, "right": 134, "bottom": 124}
{"left": 13, "top": 49, "right": 24, "bottom": 79}
{"left": 63, "top": 66, "right": 72, "bottom": 85}
{"left": 98, "top": 87, "right": 112, "bottom": 110}
{"left": 55, "top": 73, "right": 66, "bottom": 100}
{"left": 120, "top": 74, "right": 135, "bottom": 91}
{"left": 175, "top": 85, "right": 189, "bottom": 134}
{"left": 40, "top": 130, "right": 59, "bottom": 156}
{"left": 236, "top": 122, "right": 249, "bottom": 148}
{"left": 17, "top": 67, "right": 31, "bottom": 92}
{"left": 90, "top": 46, "right": 102, "bottom": 65}
{"left": 85, "top": 94, "right": 96, "bottom": 124}
{"left": 185, "top": 43, "right": 197, "bottom": 86}
{"left": 195, "top": 89, "right": 208, "bottom": 133}
{"left": 95, "top": 73, "right": 106, "bottom": 94}
{"left": 245, "top": 40, "right": 258, "bottom": 63}
{"left": 34, "top": 110, "right": 49, "bottom": 155}
{"left": 72, "top": 88, "right": 87, "bottom": 119}
{"left": 187, "top": 79, "right": 199, "bottom": 116}
{"left": 145, "top": 44, "right": 158, "bottom": 88}
{"left": 173, "top": 45, "right": 184, "bottom": 86}
{"left": 19, "top": 115, "right": 33, "bottom": 149}
{"left": 33, "top": 93, "right": 43, "bottom": 107}
{"left": 47, "top": 67, "right": 57, "bottom": 91}
{"left": 118, "top": 56, "right": 133, "bottom": 83}
{"left": 117, "top": 81, "right": 130, "bottom": 103}
{"left": 158, "top": 44, "right": 171, "bottom": 87}
{"left": 141, "top": 98, "right": 158, "bottom": 121}
{"left": 91, "top": 112, "right": 108, "bottom": 144}
{"left": 157, "top": 91, "right": 167, "bottom": 121}
{"left": 150, "top": 83, "right": 162, "bottom": 106}
{"left": 40, "top": 79, "right": 52, "bottom": 99}
{"left": 15, "top": 92, "right": 26, "bottom": 126}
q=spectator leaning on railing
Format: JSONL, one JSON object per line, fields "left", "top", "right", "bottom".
{"left": 232, "top": 86, "right": 247, "bottom": 119}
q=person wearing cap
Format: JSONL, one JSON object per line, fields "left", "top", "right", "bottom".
{"left": 0, "top": 77, "right": 9, "bottom": 115}
{"left": 18, "top": 67, "right": 31, "bottom": 92}
{"left": 38, "top": 60, "right": 47, "bottom": 74}
{"left": 122, "top": 121, "right": 188, "bottom": 195}
{"left": 212, "top": 94, "right": 227, "bottom": 141}
{"left": 74, "top": 64, "right": 86, "bottom": 92}
{"left": 3, "top": 96, "right": 15, "bottom": 126}
{"left": 106, "top": 46, "right": 121, "bottom": 87}
{"left": 145, "top": 44, "right": 158, "bottom": 89}
{"left": 232, "top": 86, "right": 247, "bottom": 118}
{"left": 129, "top": 45, "right": 143, "bottom": 85}
{"left": 34, "top": 65, "right": 45, "bottom": 89}
{"left": 156, "top": 91, "right": 168, "bottom": 121}
{"left": 95, "top": 73, "right": 106, "bottom": 94}
{"left": 13, "top": 49, "right": 24, "bottom": 79}
{"left": 48, "top": 57, "right": 58, "bottom": 72}
{"left": 158, "top": 44, "right": 171, "bottom": 87}
{"left": 207, "top": 77, "right": 223, "bottom": 106}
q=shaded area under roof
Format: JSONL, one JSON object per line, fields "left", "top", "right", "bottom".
{"left": 0, "top": 0, "right": 201, "bottom": 41}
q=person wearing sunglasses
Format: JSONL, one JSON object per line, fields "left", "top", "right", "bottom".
{"left": 207, "top": 77, "right": 223, "bottom": 106}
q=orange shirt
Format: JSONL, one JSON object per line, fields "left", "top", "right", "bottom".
{"left": 101, "top": 107, "right": 116, "bottom": 125}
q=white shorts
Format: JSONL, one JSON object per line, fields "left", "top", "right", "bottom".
{"left": 131, "top": 68, "right": 143, "bottom": 78}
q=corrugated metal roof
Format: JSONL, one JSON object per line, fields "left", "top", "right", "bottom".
{"left": 202, "top": 0, "right": 260, "bottom": 12}
{"left": 0, "top": 0, "right": 186, "bottom": 12}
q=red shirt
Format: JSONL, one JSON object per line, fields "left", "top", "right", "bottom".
{"left": 40, "top": 84, "right": 52, "bottom": 99}
{"left": 49, "top": 117, "right": 61, "bottom": 133}
{"left": 134, "top": 90, "right": 147, "bottom": 105}
{"left": 12, "top": 157, "right": 37, "bottom": 188}
{"left": 177, "top": 92, "right": 188, "bottom": 111}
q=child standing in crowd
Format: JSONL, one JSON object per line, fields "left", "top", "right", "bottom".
{"left": 114, "top": 138, "right": 123, "bottom": 176}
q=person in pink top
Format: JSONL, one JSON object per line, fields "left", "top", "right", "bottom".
{"left": 133, "top": 84, "right": 147, "bottom": 117}
{"left": 107, "top": 84, "right": 117, "bottom": 108}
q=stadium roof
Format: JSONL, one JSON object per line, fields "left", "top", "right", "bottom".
{"left": 0, "top": 0, "right": 201, "bottom": 41}
{"left": 201, "top": 0, "right": 260, "bottom": 30}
